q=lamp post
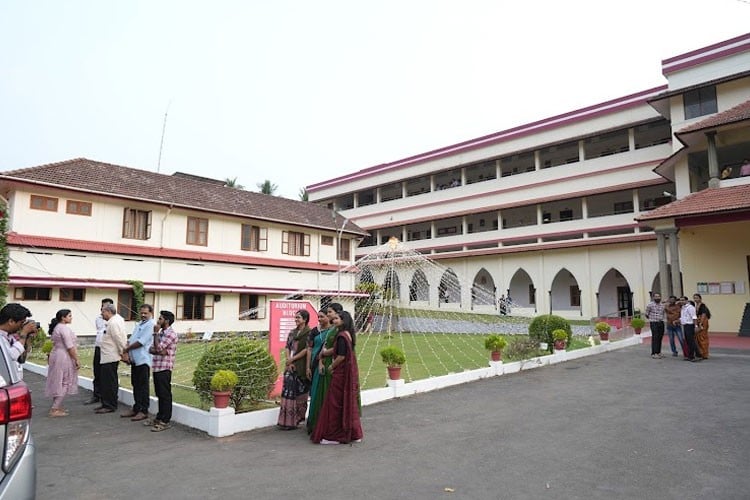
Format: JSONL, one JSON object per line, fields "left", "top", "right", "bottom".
{"left": 336, "top": 217, "right": 349, "bottom": 298}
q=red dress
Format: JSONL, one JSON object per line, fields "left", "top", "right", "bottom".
{"left": 311, "top": 331, "right": 363, "bottom": 444}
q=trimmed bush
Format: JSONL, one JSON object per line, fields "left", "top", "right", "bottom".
{"left": 193, "top": 338, "right": 278, "bottom": 409}
{"left": 210, "top": 369, "right": 238, "bottom": 392}
{"left": 379, "top": 345, "right": 406, "bottom": 367}
{"left": 484, "top": 334, "right": 508, "bottom": 352}
{"left": 528, "top": 315, "right": 572, "bottom": 352}
{"left": 552, "top": 329, "right": 568, "bottom": 341}
{"left": 630, "top": 317, "right": 646, "bottom": 329}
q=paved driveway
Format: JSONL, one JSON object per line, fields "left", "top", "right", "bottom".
{"left": 29, "top": 343, "right": 750, "bottom": 499}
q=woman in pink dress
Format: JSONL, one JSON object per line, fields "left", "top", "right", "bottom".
{"left": 45, "top": 309, "right": 80, "bottom": 417}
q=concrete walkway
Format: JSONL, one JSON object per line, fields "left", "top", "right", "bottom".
{"left": 29, "top": 341, "right": 750, "bottom": 499}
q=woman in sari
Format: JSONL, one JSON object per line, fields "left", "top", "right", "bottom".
{"left": 277, "top": 309, "right": 311, "bottom": 430}
{"left": 306, "top": 309, "right": 336, "bottom": 434}
{"left": 312, "top": 310, "right": 363, "bottom": 445}
{"left": 693, "top": 293, "right": 711, "bottom": 359}
{"left": 45, "top": 309, "right": 80, "bottom": 417}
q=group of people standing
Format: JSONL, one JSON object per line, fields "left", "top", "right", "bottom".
{"left": 40, "top": 298, "right": 178, "bottom": 432}
{"left": 277, "top": 302, "right": 363, "bottom": 445}
{"left": 645, "top": 292, "right": 711, "bottom": 362}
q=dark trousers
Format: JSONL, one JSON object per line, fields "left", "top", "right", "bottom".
{"left": 153, "top": 370, "right": 173, "bottom": 423}
{"left": 683, "top": 324, "right": 697, "bottom": 359}
{"left": 92, "top": 346, "right": 102, "bottom": 400}
{"left": 131, "top": 363, "right": 151, "bottom": 414}
{"left": 650, "top": 321, "right": 665, "bottom": 354}
{"left": 100, "top": 361, "right": 120, "bottom": 410}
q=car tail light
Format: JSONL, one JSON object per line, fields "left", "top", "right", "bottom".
{"left": 0, "top": 382, "right": 32, "bottom": 472}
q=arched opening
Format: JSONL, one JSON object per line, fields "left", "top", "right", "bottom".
{"left": 409, "top": 269, "right": 430, "bottom": 302}
{"left": 550, "top": 268, "right": 581, "bottom": 312}
{"left": 383, "top": 269, "right": 401, "bottom": 300}
{"left": 508, "top": 268, "right": 535, "bottom": 308}
{"left": 471, "top": 268, "right": 496, "bottom": 306}
{"left": 597, "top": 268, "right": 632, "bottom": 316}
{"left": 438, "top": 269, "right": 461, "bottom": 304}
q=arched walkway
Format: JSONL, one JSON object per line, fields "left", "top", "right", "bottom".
{"left": 550, "top": 268, "right": 580, "bottom": 313}
{"left": 409, "top": 269, "right": 429, "bottom": 301}
{"left": 384, "top": 269, "right": 401, "bottom": 300}
{"left": 438, "top": 269, "right": 461, "bottom": 303}
{"left": 508, "top": 268, "right": 535, "bottom": 308}
{"left": 597, "top": 268, "right": 632, "bottom": 316}
{"left": 471, "top": 268, "right": 496, "bottom": 306}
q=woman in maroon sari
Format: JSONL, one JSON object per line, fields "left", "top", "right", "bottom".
{"left": 312, "top": 310, "right": 363, "bottom": 444}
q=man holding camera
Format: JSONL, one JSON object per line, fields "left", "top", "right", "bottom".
{"left": 0, "top": 303, "right": 39, "bottom": 377}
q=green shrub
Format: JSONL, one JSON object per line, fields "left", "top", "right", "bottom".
{"left": 31, "top": 327, "right": 47, "bottom": 351}
{"left": 379, "top": 345, "right": 406, "bottom": 367}
{"left": 630, "top": 317, "right": 646, "bottom": 329}
{"left": 528, "top": 315, "right": 572, "bottom": 352}
{"left": 594, "top": 321, "right": 611, "bottom": 334}
{"left": 484, "top": 334, "right": 507, "bottom": 352}
{"left": 192, "top": 338, "right": 278, "bottom": 409}
{"left": 210, "top": 369, "right": 238, "bottom": 392}
{"left": 503, "top": 336, "right": 543, "bottom": 361}
{"left": 41, "top": 339, "right": 53, "bottom": 355}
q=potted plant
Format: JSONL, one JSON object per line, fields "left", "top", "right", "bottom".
{"left": 210, "top": 369, "right": 238, "bottom": 409}
{"left": 594, "top": 322, "right": 611, "bottom": 342}
{"left": 379, "top": 345, "right": 406, "bottom": 380}
{"left": 484, "top": 334, "right": 508, "bottom": 362}
{"left": 630, "top": 317, "right": 645, "bottom": 335}
{"left": 552, "top": 329, "right": 568, "bottom": 352}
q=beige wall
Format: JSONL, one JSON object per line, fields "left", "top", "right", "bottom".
{"left": 678, "top": 220, "right": 750, "bottom": 333}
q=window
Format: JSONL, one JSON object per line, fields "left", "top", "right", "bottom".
{"left": 187, "top": 217, "right": 208, "bottom": 246}
{"left": 66, "top": 200, "right": 92, "bottom": 216}
{"left": 321, "top": 235, "right": 334, "bottom": 246}
{"left": 570, "top": 286, "right": 581, "bottom": 307}
{"left": 117, "top": 289, "right": 156, "bottom": 320}
{"left": 60, "top": 288, "right": 86, "bottom": 302}
{"left": 241, "top": 225, "right": 268, "bottom": 251}
{"left": 282, "top": 231, "right": 310, "bottom": 256}
{"left": 14, "top": 287, "right": 51, "bottom": 301}
{"left": 684, "top": 86, "right": 717, "bottom": 119}
{"left": 338, "top": 238, "right": 351, "bottom": 261}
{"left": 30, "top": 195, "right": 58, "bottom": 212}
{"left": 177, "top": 292, "right": 214, "bottom": 320}
{"left": 123, "top": 208, "right": 152, "bottom": 240}
{"left": 239, "top": 294, "right": 266, "bottom": 320}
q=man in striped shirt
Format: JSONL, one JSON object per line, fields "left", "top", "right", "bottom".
{"left": 147, "top": 310, "right": 178, "bottom": 432}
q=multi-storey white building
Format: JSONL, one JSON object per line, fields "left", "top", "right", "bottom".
{"left": 0, "top": 159, "right": 366, "bottom": 335}
{"left": 308, "top": 33, "right": 750, "bottom": 333}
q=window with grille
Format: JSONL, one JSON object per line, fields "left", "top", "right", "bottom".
{"left": 241, "top": 225, "right": 268, "bottom": 251}
{"left": 177, "top": 292, "right": 214, "bottom": 320}
{"left": 117, "top": 289, "right": 156, "bottom": 321}
{"left": 187, "top": 217, "right": 208, "bottom": 246}
{"left": 570, "top": 286, "right": 581, "bottom": 307}
{"left": 60, "top": 288, "right": 86, "bottom": 301}
{"left": 30, "top": 195, "right": 58, "bottom": 212}
{"left": 239, "top": 294, "right": 266, "bottom": 319}
{"left": 14, "top": 287, "right": 51, "bottom": 301}
{"left": 684, "top": 86, "right": 717, "bottom": 119}
{"left": 123, "top": 208, "right": 152, "bottom": 240}
{"left": 338, "top": 238, "right": 351, "bottom": 260}
{"left": 282, "top": 231, "right": 310, "bottom": 256}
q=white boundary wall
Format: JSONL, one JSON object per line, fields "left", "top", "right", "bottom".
{"left": 25, "top": 335, "right": 641, "bottom": 437}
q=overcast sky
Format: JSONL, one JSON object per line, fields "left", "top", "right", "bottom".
{"left": 1, "top": 1, "right": 748, "bottom": 199}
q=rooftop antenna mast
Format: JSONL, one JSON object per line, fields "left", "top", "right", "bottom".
{"left": 156, "top": 101, "right": 171, "bottom": 173}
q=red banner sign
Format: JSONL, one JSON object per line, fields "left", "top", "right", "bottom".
{"left": 268, "top": 300, "right": 319, "bottom": 396}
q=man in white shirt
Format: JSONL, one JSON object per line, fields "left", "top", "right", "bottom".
{"left": 0, "top": 303, "right": 39, "bottom": 378}
{"left": 679, "top": 296, "right": 700, "bottom": 362}
{"left": 95, "top": 303, "right": 127, "bottom": 413}
{"left": 85, "top": 298, "right": 114, "bottom": 405}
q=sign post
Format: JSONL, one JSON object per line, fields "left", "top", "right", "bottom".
{"left": 268, "top": 300, "right": 319, "bottom": 397}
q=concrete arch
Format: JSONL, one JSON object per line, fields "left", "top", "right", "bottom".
{"left": 438, "top": 269, "right": 461, "bottom": 303}
{"left": 508, "top": 268, "right": 535, "bottom": 308}
{"left": 550, "top": 268, "right": 580, "bottom": 312}
{"left": 597, "top": 268, "right": 632, "bottom": 316}
{"left": 409, "top": 269, "right": 429, "bottom": 301}
{"left": 383, "top": 269, "right": 401, "bottom": 300}
{"left": 472, "top": 268, "right": 496, "bottom": 306}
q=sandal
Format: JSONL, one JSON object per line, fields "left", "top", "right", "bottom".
{"left": 49, "top": 408, "right": 68, "bottom": 418}
{"left": 151, "top": 421, "right": 172, "bottom": 432}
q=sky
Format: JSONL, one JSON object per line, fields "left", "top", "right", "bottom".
{"left": 1, "top": 1, "right": 749, "bottom": 199}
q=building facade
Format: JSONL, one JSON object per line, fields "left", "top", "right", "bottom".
{"left": 308, "top": 33, "right": 750, "bottom": 332}
{"left": 1, "top": 159, "right": 366, "bottom": 336}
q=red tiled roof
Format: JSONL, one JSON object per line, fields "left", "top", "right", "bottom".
{"left": 677, "top": 99, "right": 750, "bottom": 134}
{"left": 0, "top": 158, "right": 365, "bottom": 235}
{"left": 6, "top": 232, "right": 342, "bottom": 272}
{"left": 637, "top": 183, "right": 750, "bottom": 221}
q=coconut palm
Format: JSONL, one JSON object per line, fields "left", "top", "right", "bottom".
{"left": 298, "top": 188, "right": 309, "bottom": 201}
{"left": 224, "top": 177, "right": 244, "bottom": 189}
{"left": 257, "top": 180, "right": 278, "bottom": 196}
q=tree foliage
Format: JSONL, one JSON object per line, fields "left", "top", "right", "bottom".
{"left": 528, "top": 314, "right": 572, "bottom": 352}
{"left": 225, "top": 177, "right": 244, "bottom": 189}
{"left": 256, "top": 180, "right": 278, "bottom": 196}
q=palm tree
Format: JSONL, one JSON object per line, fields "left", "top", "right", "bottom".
{"left": 224, "top": 177, "right": 244, "bottom": 189}
{"left": 298, "top": 188, "right": 309, "bottom": 201}
{"left": 257, "top": 180, "right": 278, "bottom": 196}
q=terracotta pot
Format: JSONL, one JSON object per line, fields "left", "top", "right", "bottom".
{"left": 490, "top": 350, "right": 502, "bottom": 362}
{"left": 553, "top": 340, "right": 566, "bottom": 351}
{"left": 387, "top": 366, "right": 402, "bottom": 380}
{"left": 599, "top": 332, "right": 610, "bottom": 341}
{"left": 634, "top": 328, "right": 642, "bottom": 335}
{"left": 211, "top": 390, "right": 232, "bottom": 409}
